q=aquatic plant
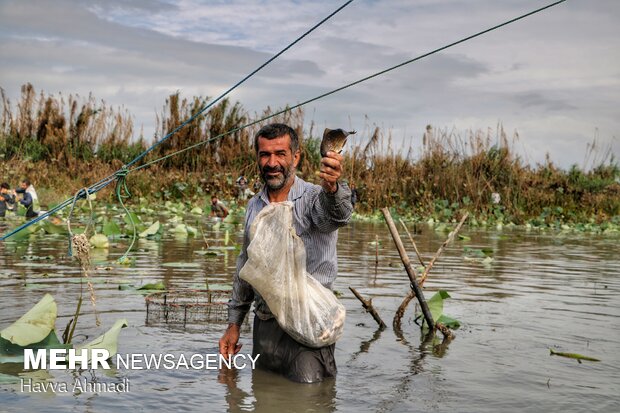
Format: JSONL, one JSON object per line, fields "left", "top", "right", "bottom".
{"left": 0, "top": 294, "right": 127, "bottom": 364}
{"left": 1, "top": 84, "right": 618, "bottom": 226}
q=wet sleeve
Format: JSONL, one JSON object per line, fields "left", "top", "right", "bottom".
{"left": 227, "top": 210, "right": 254, "bottom": 325}
{"left": 311, "top": 182, "right": 353, "bottom": 233}
{"left": 20, "top": 192, "right": 32, "bottom": 207}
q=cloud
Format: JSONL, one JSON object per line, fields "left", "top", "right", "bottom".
{"left": 0, "top": 0, "right": 618, "bottom": 168}
{"left": 511, "top": 92, "right": 575, "bottom": 112}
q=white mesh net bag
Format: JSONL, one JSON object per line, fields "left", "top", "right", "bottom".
{"left": 240, "top": 202, "right": 346, "bottom": 348}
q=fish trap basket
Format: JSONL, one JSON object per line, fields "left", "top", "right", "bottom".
{"left": 145, "top": 289, "right": 231, "bottom": 327}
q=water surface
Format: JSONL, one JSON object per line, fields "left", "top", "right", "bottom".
{"left": 0, "top": 220, "right": 618, "bottom": 412}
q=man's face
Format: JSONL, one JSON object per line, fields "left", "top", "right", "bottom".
{"left": 20, "top": 182, "right": 27, "bottom": 190}
{"left": 211, "top": 197, "right": 218, "bottom": 205}
{"left": 257, "top": 134, "right": 300, "bottom": 191}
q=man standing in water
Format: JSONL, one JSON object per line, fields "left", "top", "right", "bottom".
{"left": 15, "top": 179, "right": 39, "bottom": 219}
{"left": 219, "top": 123, "right": 352, "bottom": 383}
{"left": 0, "top": 183, "right": 16, "bottom": 217}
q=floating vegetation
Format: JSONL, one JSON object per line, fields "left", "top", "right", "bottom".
{"left": 420, "top": 291, "right": 461, "bottom": 331}
{"left": 1, "top": 84, "right": 617, "bottom": 237}
{"left": 89, "top": 234, "right": 110, "bottom": 249}
{"left": 139, "top": 221, "right": 161, "bottom": 238}
{"left": 549, "top": 348, "right": 601, "bottom": 363}
{"left": 0, "top": 294, "right": 127, "bottom": 364}
{"left": 463, "top": 246, "right": 495, "bottom": 266}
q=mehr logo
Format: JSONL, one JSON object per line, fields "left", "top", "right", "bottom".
{"left": 24, "top": 349, "right": 112, "bottom": 370}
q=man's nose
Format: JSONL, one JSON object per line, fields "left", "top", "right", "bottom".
{"left": 267, "top": 154, "right": 278, "bottom": 167}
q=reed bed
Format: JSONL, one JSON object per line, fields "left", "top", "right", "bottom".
{"left": 1, "top": 84, "right": 618, "bottom": 224}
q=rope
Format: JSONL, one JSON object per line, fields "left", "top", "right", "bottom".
{"left": 0, "top": 0, "right": 566, "bottom": 242}
{"left": 0, "top": 1, "right": 352, "bottom": 241}
{"left": 131, "top": 0, "right": 567, "bottom": 172}
{"left": 66, "top": 187, "right": 94, "bottom": 257}
{"left": 65, "top": 187, "right": 101, "bottom": 326}
{"left": 125, "top": 0, "right": 355, "bottom": 169}
{"left": 114, "top": 168, "right": 137, "bottom": 263}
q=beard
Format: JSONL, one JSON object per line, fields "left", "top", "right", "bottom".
{"left": 260, "top": 163, "right": 293, "bottom": 191}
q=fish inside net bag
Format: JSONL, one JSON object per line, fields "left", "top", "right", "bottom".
{"left": 239, "top": 202, "right": 346, "bottom": 348}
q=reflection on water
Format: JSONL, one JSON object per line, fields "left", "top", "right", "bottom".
{"left": 0, "top": 220, "right": 619, "bottom": 412}
{"left": 220, "top": 368, "right": 337, "bottom": 413}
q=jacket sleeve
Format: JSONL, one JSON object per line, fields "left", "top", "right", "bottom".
{"left": 310, "top": 182, "right": 353, "bottom": 233}
{"left": 20, "top": 192, "right": 32, "bottom": 207}
{"left": 227, "top": 205, "right": 255, "bottom": 325}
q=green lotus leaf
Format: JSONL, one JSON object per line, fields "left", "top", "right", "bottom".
{"left": 172, "top": 224, "right": 189, "bottom": 237}
{"left": 0, "top": 330, "right": 70, "bottom": 364}
{"left": 102, "top": 220, "right": 122, "bottom": 237}
{"left": 139, "top": 221, "right": 161, "bottom": 238}
{"left": 40, "top": 220, "right": 68, "bottom": 235}
{"left": 89, "top": 234, "right": 110, "bottom": 249}
{"left": 76, "top": 319, "right": 128, "bottom": 360}
{"left": 0, "top": 294, "right": 57, "bottom": 346}
{"left": 137, "top": 281, "right": 165, "bottom": 290}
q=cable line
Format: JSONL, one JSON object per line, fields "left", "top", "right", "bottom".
{"left": 0, "top": 0, "right": 566, "bottom": 241}
{"left": 131, "top": 0, "right": 567, "bottom": 171}
{"left": 0, "top": 0, "right": 355, "bottom": 241}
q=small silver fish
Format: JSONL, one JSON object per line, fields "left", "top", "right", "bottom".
{"left": 320, "top": 128, "right": 356, "bottom": 157}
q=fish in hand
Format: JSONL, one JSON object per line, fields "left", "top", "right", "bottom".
{"left": 320, "top": 128, "right": 356, "bottom": 157}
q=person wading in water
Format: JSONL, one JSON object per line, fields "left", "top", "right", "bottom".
{"left": 219, "top": 123, "right": 352, "bottom": 383}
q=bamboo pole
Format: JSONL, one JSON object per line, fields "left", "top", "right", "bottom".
{"left": 398, "top": 218, "right": 425, "bottom": 268}
{"left": 419, "top": 212, "right": 469, "bottom": 286}
{"left": 349, "top": 287, "right": 386, "bottom": 329}
{"left": 381, "top": 208, "right": 434, "bottom": 331}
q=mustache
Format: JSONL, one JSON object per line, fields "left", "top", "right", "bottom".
{"left": 262, "top": 165, "right": 285, "bottom": 174}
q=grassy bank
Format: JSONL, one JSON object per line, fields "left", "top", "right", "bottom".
{"left": 1, "top": 84, "right": 618, "bottom": 229}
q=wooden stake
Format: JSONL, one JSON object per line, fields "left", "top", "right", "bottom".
{"left": 393, "top": 291, "right": 415, "bottom": 332}
{"left": 349, "top": 287, "right": 386, "bottom": 329}
{"left": 375, "top": 234, "right": 379, "bottom": 266}
{"left": 381, "top": 208, "right": 434, "bottom": 331}
{"left": 435, "top": 322, "right": 454, "bottom": 340}
{"left": 398, "top": 218, "right": 425, "bottom": 268}
{"left": 199, "top": 223, "right": 210, "bottom": 249}
{"left": 419, "top": 212, "right": 469, "bottom": 286}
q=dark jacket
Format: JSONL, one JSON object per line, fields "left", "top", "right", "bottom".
{"left": 0, "top": 193, "right": 15, "bottom": 217}
{"left": 15, "top": 188, "right": 37, "bottom": 218}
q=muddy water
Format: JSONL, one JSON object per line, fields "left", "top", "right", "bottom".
{"left": 0, "top": 220, "right": 618, "bottom": 412}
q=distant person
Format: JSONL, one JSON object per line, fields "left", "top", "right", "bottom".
{"left": 236, "top": 175, "right": 254, "bottom": 201}
{"left": 350, "top": 182, "right": 359, "bottom": 208}
{"left": 0, "top": 183, "right": 16, "bottom": 218}
{"left": 15, "top": 178, "right": 39, "bottom": 219}
{"left": 210, "top": 195, "right": 229, "bottom": 218}
{"left": 252, "top": 180, "right": 262, "bottom": 194}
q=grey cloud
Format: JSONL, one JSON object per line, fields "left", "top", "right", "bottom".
{"left": 0, "top": 0, "right": 323, "bottom": 81}
{"left": 0, "top": 0, "right": 618, "bottom": 169}
{"left": 512, "top": 92, "right": 576, "bottom": 112}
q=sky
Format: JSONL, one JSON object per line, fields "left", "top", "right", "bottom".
{"left": 0, "top": 0, "right": 618, "bottom": 169}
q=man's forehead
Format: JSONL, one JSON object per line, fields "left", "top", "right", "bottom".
{"left": 257, "top": 134, "right": 291, "bottom": 151}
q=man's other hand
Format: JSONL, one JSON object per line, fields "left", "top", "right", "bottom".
{"left": 319, "top": 151, "right": 343, "bottom": 194}
{"left": 219, "top": 323, "right": 242, "bottom": 356}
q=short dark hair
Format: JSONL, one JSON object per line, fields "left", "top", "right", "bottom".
{"left": 0, "top": 183, "right": 9, "bottom": 190}
{"left": 254, "top": 123, "right": 299, "bottom": 153}
{"left": 22, "top": 179, "right": 31, "bottom": 186}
